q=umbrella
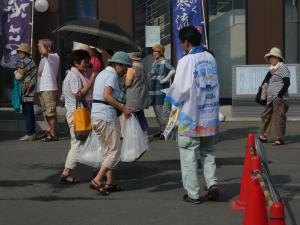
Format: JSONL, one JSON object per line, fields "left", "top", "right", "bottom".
{"left": 52, "top": 19, "right": 140, "bottom": 52}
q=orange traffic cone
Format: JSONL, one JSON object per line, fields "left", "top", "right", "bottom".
{"left": 243, "top": 156, "right": 268, "bottom": 225}
{"left": 231, "top": 133, "right": 256, "bottom": 211}
{"left": 269, "top": 202, "right": 286, "bottom": 225}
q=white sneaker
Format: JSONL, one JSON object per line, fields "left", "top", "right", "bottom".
{"left": 18, "top": 134, "right": 36, "bottom": 141}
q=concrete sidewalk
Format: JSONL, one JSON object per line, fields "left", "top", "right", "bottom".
{"left": 1, "top": 105, "right": 300, "bottom": 132}
{"left": 0, "top": 120, "right": 299, "bottom": 225}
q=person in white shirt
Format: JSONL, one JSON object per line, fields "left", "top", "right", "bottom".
{"left": 60, "top": 49, "right": 97, "bottom": 184}
{"left": 89, "top": 51, "right": 133, "bottom": 195}
{"left": 37, "top": 39, "right": 60, "bottom": 141}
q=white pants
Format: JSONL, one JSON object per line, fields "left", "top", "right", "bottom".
{"left": 178, "top": 135, "right": 218, "bottom": 199}
{"left": 64, "top": 111, "right": 83, "bottom": 170}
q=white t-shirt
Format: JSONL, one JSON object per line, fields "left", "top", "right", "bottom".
{"left": 91, "top": 66, "right": 120, "bottom": 123}
{"left": 39, "top": 53, "right": 60, "bottom": 92}
{"left": 62, "top": 67, "right": 89, "bottom": 112}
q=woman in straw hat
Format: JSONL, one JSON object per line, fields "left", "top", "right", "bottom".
{"left": 259, "top": 47, "right": 290, "bottom": 145}
{"left": 15, "top": 43, "right": 38, "bottom": 141}
{"left": 149, "top": 44, "right": 176, "bottom": 139}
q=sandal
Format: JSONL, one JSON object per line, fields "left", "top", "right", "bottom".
{"left": 105, "top": 183, "right": 124, "bottom": 192}
{"left": 60, "top": 174, "right": 79, "bottom": 184}
{"left": 42, "top": 134, "right": 58, "bottom": 142}
{"left": 89, "top": 180, "right": 110, "bottom": 196}
{"left": 258, "top": 135, "right": 268, "bottom": 143}
{"left": 272, "top": 139, "right": 284, "bottom": 146}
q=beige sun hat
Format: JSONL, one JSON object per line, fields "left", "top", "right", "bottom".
{"left": 17, "top": 43, "right": 31, "bottom": 55}
{"left": 73, "top": 42, "right": 90, "bottom": 53}
{"left": 264, "top": 47, "right": 284, "bottom": 62}
{"left": 128, "top": 51, "right": 142, "bottom": 61}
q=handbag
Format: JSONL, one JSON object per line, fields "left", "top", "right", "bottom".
{"left": 255, "top": 86, "right": 267, "bottom": 105}
{"left": 73, "top": 100, "right": 91, "bottom": 141}
{"left": 255, "top": 72, "right": 271, "bottom": 106}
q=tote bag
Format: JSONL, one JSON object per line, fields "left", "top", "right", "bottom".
{"left": 73, "top": 101, "right": 91, "bottom": 141}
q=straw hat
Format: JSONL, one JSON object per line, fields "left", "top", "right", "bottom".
{"left": 17, "top": 43, "right": 31, "bottom": 55}
{"left": 152, "top": 44, "right": 165, "bottom": 56}
{"left": 264, "top": 47, "right": 284, "bottom": 62}
{"left": 73, "top": 42, "right": 90, "bottom": 53}
{"left": 108, "top": 51, "right": 132, "bottom": 67}
{"left": 128, "top": 51, "right": 142, "bottom": 61}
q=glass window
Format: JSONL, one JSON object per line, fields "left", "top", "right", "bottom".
{"left": 208, "top": 0, "right": 246, "bottom": 99}
{"left": 285, "top": 0, "right": 298, "bottom": 63}
{"left": 134, "top": 0, "right": 172, "bottom": 72}
{"left": 61, "top": 0, "right": 98, "bottom": 23}
{"left": 60, "top": 0, "right": 98, "bottom": 80}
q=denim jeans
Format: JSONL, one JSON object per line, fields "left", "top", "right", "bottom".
{"left": 22, "top": 102, "right": 36, "bottom": 135}
{"left": 178, "top": 135, "right": 218, "bottom": 199}
{"left": 133, "top": 110, "right": 149, "bottom": 133}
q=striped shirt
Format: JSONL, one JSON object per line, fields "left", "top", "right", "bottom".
{"left": 267, "top": 64, "right": 290, "bottom": 104}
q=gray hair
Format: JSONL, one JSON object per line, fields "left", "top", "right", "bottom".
{"left": 39, "top": 39, "right": 55, "bottom": 51}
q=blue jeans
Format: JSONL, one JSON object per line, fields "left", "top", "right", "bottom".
{"left": 178, "top": 135, "right": 218, "bottom": 199}
{"left": 133, "top": 110, "right": 148, "bottom": 132}
{"left": 22, "top": 102, "right": 36, "bottom": 135}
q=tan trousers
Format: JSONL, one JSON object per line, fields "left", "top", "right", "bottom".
{"left": 92, "top": 118, "right": 121, "bottom": 169}
{"left": 65, "top": 111, "right": 83, "bottom": 170}
{"left": 260, "top": 98, "right": 289, "bottom": 140}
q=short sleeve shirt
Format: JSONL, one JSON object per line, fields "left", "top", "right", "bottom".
{"left": 267, "top": 64, "right": 290, "bottom": 104}
{"left": 62, "top": 67, "right": 88, "bottom": 112}
{"left": 91, "top": 67, "right": 121, "bottom": 122}
{"left": 39, "top": 53, "right": 60, "bottom": 91}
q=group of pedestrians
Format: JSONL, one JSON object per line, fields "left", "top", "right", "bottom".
{"left": 14, "top": 39, "right": 60, "bottom": 142}
{"left": 12, "top": 25, "right": 291, "bottom": 204}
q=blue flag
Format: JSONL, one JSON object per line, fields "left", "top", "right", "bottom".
{"left": 172, "top": 0, "right": 207, "bottom": 61}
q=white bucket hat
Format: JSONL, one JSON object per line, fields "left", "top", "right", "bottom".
{"left": 73, "top": 42, "right": 90, "bottom": 53}
{"left": 264, "top": 47, "right": 284, "bottom": 62}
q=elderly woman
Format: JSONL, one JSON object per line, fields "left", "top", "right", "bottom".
{"left": 60, "top": 49, "right": 97, "bottom": 183}
{"left": 15, "top": 43, "right": 37, "bottom": 141}
{"left": 90, "top": 52, "right": 133, "bottom": 195}
{"left": 259, "top": 47, "right": 290, "bottom": 145}
{"left": 124, "top": 52, "right": 149, "bottom": 138}
{"left": 149, "top": 44, "right": 175, "bottom": 139}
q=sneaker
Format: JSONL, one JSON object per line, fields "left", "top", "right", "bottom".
{"left": 206, "top": 185, "right": 220, "bottom": 201}
{"left": 19, "top": 134, "right": 36, "bottom": 141}
{"left": 182, "top": 194, "right": 204, "bottom": 204}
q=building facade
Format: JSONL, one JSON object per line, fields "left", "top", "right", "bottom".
{"left": 0, "top": 0, "right": 299, "bottom": 104}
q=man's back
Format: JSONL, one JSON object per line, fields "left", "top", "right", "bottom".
{"left": 39, "top": 53, "right": 60, "bottom": 91}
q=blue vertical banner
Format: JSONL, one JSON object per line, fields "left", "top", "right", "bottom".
{"left": 1, "top": 0, "right": 33, "bottom": 68}
{"left": 172, "top": 0, "right": 207, "bottom": 61}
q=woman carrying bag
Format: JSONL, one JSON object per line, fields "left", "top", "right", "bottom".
{"left": 259, "top": 47, "right": 290, "bottom": 145}
{"left": 60, "top": 49, "right": 97, "bottom": 183}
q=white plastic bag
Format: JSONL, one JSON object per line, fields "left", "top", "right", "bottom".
{"left": 77, "top": 131, "right": 103, "bottom": 168}
{"left": 121, "top": 115, "right": 148, "bottom": 162}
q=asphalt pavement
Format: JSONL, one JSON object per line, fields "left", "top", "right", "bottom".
{"left": 0, "top": 121, "right": 299, "bottom": 225}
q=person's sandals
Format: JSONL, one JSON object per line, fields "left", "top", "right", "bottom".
{"left": 206, "top": 185, "right": 220, "bottom": 201}
{"left": 272, "top": 139, "right": 284, "bottom": 146}
{"left": 60, "top": 174, "right": 79, "bottom": 184}
{"left": 258, "top": 135, "right": 268, "bottom": 143}
{"left": 104, "top": 183, "right": 124, "bottom": 192}
{"left": 89, "top": 180, "right": 110, "bottom": 196}
{"left": 42, "top": 134, "right": 58, "bottom": 142}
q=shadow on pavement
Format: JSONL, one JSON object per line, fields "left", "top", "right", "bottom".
{"left": 219, "top": 126, "right": 259, "bottom": 142}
